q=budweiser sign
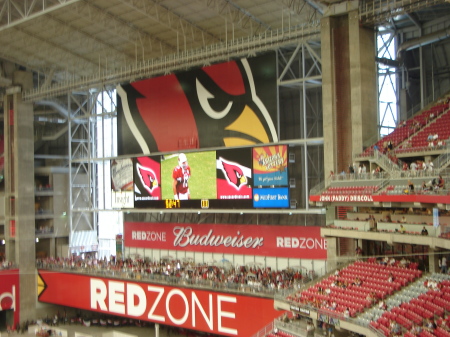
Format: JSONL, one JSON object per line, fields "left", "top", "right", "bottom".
{"left": 125, "top": 223, "right": 327, "bottom": 259}
{"left": 173, "top": 226, "right": 264, "bottom": 249}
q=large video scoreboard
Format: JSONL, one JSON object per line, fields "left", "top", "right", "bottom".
{"left": 111, "top": 145, "right": 290, "bottom": 210}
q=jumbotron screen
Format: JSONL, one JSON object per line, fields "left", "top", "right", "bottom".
{"left": 112, "top": 145, "right": 289, "bottom": 209}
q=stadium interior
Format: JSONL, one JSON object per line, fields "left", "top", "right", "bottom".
{"left": 1, "top": 1, "right": 450, "bottom": 337}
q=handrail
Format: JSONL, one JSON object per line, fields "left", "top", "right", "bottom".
{"left": 433, "top": 143, "right": 450, "bottom": 170}
{"left": 310, "top": 180, "right": 326, "bottom": 196}
{"left": 360, "top": 0, "right": 447, "bottom": 25}
{"left": 374, "top": 150, "right": 401, "bottom": 171}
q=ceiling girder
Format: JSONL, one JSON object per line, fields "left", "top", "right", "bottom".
{"left": 118, "top": 0, "right": 221, "bottom": 47}
{"left": 203, "top": 0, "right": 269, "bottom": 35}
{"left": 0, "top": 0, "right": 81, "bottom": 31}
{"left": 75, "top": 1, "right": 176, "bottom": 54}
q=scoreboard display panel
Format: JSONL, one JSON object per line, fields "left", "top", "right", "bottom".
{"left": 112, "top": 145, "right": 290, "bottom": 210}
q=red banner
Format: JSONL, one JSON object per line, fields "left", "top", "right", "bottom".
{"left": 0, "top": 269, "right": 20, "bottom": 326}
{"left": 310, "top": 193, "right": 450, "bottom": 204}
{"left": 38, "top": 271, "right": 282, "bottom": 337}
{"left": 124, "top": 223, "right": 327, "bottom": 259}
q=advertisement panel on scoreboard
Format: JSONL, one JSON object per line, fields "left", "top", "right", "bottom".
{"left": 253, "top": 145, "right": 288, "bottom": 186}
{"left": 253, "top": 187, "right": 290, "bottom": 208}
{"left": 111, "top": 158, "right": 134, "bottom": 208}
{"left": 133, "top": 156, "right": 161, "bottom": 207}
{"left": 216, "top": 148, "right": 252, "bottom": 200}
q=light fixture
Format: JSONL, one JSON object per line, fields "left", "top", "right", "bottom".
{"left": 35, "top": 238, "right": 39, "bottom": 243}
{"left": 198, "top": 211, "right": 201, "bottom": 215}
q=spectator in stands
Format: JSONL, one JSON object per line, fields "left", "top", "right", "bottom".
{"left": 426, "top": 318, "right": 437, "bottom": 331}
{"left": 390, "top": 320, "right": 401, "bottom": 335}
{"left": 401, "top": 162, "right": 409, "bottom": 177}
{"left": 410, "top": 322, "right": 422, "bottom": 335}
{"left": 438, "top": 175, "right": 445, "bottom": 190}
{"left": 413, "top": 120, "right": 421, "bottom": 130}
{"left": 427, "top": 279, "right": 438, "bottom": 289}
{"left": 440, "top": 317, "right": 450, "bottom": 331}
{"left": 428, "top": 160, "right": 434, "bottom": 173}
{"left": 378, "top": 300, "right": 387, "bottom": 310}
{"left": 349, "top": 164, "right": 354, "bottom": 175}
{"left": 353, "top": 277, "right": 362, "bottom": 286}
{"left": 368, "top": 214, "right": 376, "bottom": 231}
{"left": 387, "top": 272, "right": 395, "bottom": 282}
{"left": 306, "top": 321, "right": 314, "bottom": 332}
{"left": 343, "top": 308, "right": 350, "bottom": 318}
{"left": 421, "top": 160, "right": 428, "bottom": 174}
{"left": 403, "top": 139, "right": 412, "bottom": 149}
{"left": 372, "top": 165, "right": 381, "bottom": 178}
{"left": 410, "top": 161, "right": 418, "bottom": 176}
{"left": 400, "top": 257, "right": 409, "bottom": 268}
{"left": 408, "top": 180, "right": 415, "bottom": 194}
{"left": 330, "top": 301, "right": 337, "bottom": 310}
{"left": 421, "top": 226, "right": 429, "bottom": 236}
{"left": 439, "top": 256, "right": 448, "bottom": 274}
{"left": 399, "top": 224, "right": 406, "bottom": 234}
{"left": 422, "top": 180, "right": 430, "bottom": 192}
{"left": 387, "top": 140, "right": 393, "bottom": 152}
{"left": 400, "top": 216, "right": 407, "bottom": 223}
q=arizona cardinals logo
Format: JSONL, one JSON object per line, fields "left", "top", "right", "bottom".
{"left": 117, "top": 53, "right": 278, "bottom": 155}
{"left": 217, "top": 157, "right": 251, "bottom": 189}
{"left": 136, "top": 163, "right": 158, "bottom": 194}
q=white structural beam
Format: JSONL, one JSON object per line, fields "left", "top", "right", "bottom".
{"left": 0, "top": 0, "right": 82, "bottom": 31}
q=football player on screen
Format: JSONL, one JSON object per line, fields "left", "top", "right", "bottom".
{"left": 173, "top": 153, "right": 191, "bottom": 200}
